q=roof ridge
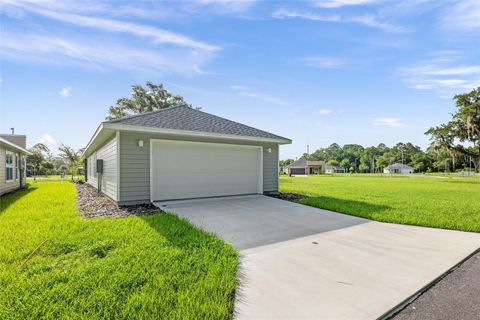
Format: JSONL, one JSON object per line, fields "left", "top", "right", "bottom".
{"left": 190, "top": 107, "right": 289, "bottom": 140}
{"left": 105, "top": 105, "right": 185, "bottom": 123}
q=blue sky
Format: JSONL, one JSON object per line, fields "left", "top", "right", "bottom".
{"left": 1, "top": 0, "right": 479, "bottom": 159}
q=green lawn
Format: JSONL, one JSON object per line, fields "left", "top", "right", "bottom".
{"left": 26, "top": 175, "right": 82, "bottom": 182}
{"left": 0, "top": 182, "right": 238, "bottom": 319}
{"left": 280, "top": 174, "right": 480, "bottom": 232}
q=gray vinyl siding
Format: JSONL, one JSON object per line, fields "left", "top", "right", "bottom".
{"left": 118, "top": 131, "right": 279, "bottom": 205}
{"left": 87, "top": 135, "right": 118, "bottom": 201}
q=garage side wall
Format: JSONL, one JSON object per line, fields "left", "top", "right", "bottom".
{"left": 86, "top": 135, "right": 117, "bottom": 201}
{"left": 118, "top": 131, "right": 279, "bottom": 205}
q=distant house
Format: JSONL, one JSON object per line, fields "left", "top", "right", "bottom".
{"left": 0, "top": 134, "right": 30, "bottom": 196}
{"left": 325, "top": 165, "right": 347, "bottom": 174}
{"left": 384, "top": 163, "right": 414, "bottom": 174}
{"left": 286, "top": 159, "right": 325, "bottom": 175}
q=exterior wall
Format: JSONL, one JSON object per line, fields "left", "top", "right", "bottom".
{"left": 0, "top": 145, "right": 21, "bottom": 196}
{"left": 87, "top": 134, "right": 118, "bottom": 201}
{"left": 0, "top": 135, "right": 27, "bottom": 149}
{"left": 118, "top": 131, "right": 280, "bottom": 205}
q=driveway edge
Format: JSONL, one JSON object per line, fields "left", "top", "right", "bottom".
{"left": 381, "top": 246, "right": 480, "bottom": 320}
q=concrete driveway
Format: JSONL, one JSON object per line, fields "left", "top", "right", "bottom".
{"left": 155, "top": 195, "right": 480, "bottom": 319}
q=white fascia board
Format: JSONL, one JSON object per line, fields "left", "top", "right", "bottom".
{"left": 0, "top": 138, "right": 32, "bottom": 155}
{"left": 103, "top": 123, "right": 292, "bottom": 145}
{"left": 81, "top": 123, "right": 104, "bottom": 159}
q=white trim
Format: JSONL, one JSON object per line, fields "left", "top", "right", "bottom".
{"left": 276, "top": 146, "right": 280, "bottom": 192}
{"left": 259, "top": 147, "right": 264, "bottom": 194}
{"left": 116, "top": 130, "right": 120, "bottom": 202}
{"left": 0, "top": 138, "right": 31, "bottom": 155}
{"left": 81, "top": 123, "right": 104, "bottom": 158}
{"left": 103, "top": 122, "right": 292, "bottom": 145}
{"left": 149, "top": 139, "right": 263, "bottom": 202}
{"left": 5, "top": 150, "right": 14, "bottom": 183}
{"left": 149, "top": 138, "right": 153, "bottom": 203}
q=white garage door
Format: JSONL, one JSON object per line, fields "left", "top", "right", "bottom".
{"left": 150, "top": 139, "right": 263, "bottom": 201}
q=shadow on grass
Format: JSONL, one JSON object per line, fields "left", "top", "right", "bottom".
{"left": 441, "top": 180, "right": 480, "bottom": 185}
{"left": 0, "top": 185, "right": 38, "bottom": 214}
{"left": 140, "top": 212, "right": 235, "bottom": 251}
{"left": 298, "top": 196, "right": 391, "bottom": 220}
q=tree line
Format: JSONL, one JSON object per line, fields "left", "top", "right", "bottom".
{"left": 280, "top": 141, "right": 475, "bottom": 173}
{"left": 27, "top": 143, "right": 84, "bottom": 181}
{"left": 281, "top": 87, "right": 480, "bottom": 174}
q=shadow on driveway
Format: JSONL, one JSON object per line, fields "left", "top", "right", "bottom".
{"left": 155, "top": 195, "right": 373, "bottom": 250}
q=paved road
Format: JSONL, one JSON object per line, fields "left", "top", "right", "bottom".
{"left": 156, "top": 195, "right": 480, "bottom": 319}
{"left": 393, "top": 251, "right": 480, "bottom": 320}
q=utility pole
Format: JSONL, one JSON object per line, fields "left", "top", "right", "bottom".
{"left": 354, "top": 158, "right": 358, "bottom": 174}
{"left": 372, "top": 156, "right": 375, "bottom": 173}
{"left": 470, "top": 156, "right": 472, "bottom": 174}
{"left": 445, "top": 158, "right": 448, "bottom": 177}
{"left": 401, "top": 148, "right": 404, "bottom": 170}
{"left": 307, "top": 145, "right": 309, "bottom": 159}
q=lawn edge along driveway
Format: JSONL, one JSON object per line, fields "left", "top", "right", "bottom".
{"left": 0, "top": 182, "right": 239, "bottom": 320}
{"left": 158, "top": 195, "right": 480, "bottom": 320}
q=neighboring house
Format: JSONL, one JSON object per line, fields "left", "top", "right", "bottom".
{"left": 324, "top": 165, "right": 347, "bottom": 174}
{"left": 286, "top": 159, "right": 325, "bottom": 175}
{"left": 0, "top": 134, "right": 30, "bottom": 196}
{"left": 384, "top": 163, "right": 414, "bottom": 174}
{"left": 82, "top": 106, "right": 292, "bottom": 205}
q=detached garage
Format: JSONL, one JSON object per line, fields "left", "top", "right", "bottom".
{"left": 82, "top": 106, "right": 291, "bottom": 205}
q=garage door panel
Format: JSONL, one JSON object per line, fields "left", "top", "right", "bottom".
{"left": 151, "top": 140, "right": 262, "bottom": 201}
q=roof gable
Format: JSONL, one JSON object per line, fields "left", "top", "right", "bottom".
{"left": 106, "top": 106, "right": 290, "bottom": 142}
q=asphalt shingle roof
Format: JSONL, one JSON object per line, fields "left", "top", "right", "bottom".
{"left": 106, "top": 106, "right": 290, "bottom": 141}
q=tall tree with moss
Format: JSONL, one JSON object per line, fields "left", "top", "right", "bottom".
{"left": 426, "top": 87, "right": 480, "bottom": 172}
{"left": 106, "top": 82, "right": 196, "bottom": 120}
{"left": 26, "top": 143, "right": 50, "bottom": 181}
{"left": 58, "top": 144, "right": 84, "bottom": 181}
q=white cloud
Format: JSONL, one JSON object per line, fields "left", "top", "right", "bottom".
{"left": 59, "top": 86, "right": 72, "bottom": 97}
{"left": 1, "top": 30, "right": 213, "bottom": 75}
{"left": 313, "top": 0, "right": 379, "bottom": 8}
{"left": 419, "top": 65, "right": 480, "bottom": 76}
{"left": 272, "top": 8, "right": 409, "bottom": 33}
{"left": 373, "top": 117, "right": 406, "bottom": 127}
{"left": 318, "top": 108, "right": 333, "bottom": 114}
{"left": 196, "top": 0, "right": 256, "bottom": 13}
{"left": 0, "top": 1, "right": 218, "bottom": 75}
{"left": 441, "top": 0, "right": 480, "bottom": 32}
{"left": 13, "top": 4, "right": 218, "bottom": 52}
{"left": 230, "top": 85, "right": 288, "bottom": 106}
{"left": 411, "top": 78, "right": 480, "bottom": 90}
{"left": 399, "top": 53, "right": 480, "bottom": 95}
{"left": 301, "top": 56, "right": 344, "bottom": 69}
{"left": 38, "top": 133, "right": 56, "bottom": 149}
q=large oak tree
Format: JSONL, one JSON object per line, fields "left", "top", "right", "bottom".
{"left": 426, "top": 87, "right": 480, "bottom": 172}
{"left": 106, "top": 82, "right": 195, "bottom": 120}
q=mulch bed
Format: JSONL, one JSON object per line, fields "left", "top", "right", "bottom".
{"left": 268, "top": 192, "right": 309, "bottom": 202}
{"left": 76, "top": 183, "right": 160, "bottom": 218}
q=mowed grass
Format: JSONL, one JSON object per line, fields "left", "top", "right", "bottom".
{"left": 26, "top": 175, "right": 82, "bottom": 182}
{"left": 0, "top": 182, "right": 238, "bottom": 319}
{"left": 280, "top": 174, "right": 480, "bottom": 232}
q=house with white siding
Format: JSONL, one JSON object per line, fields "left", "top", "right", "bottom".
{"left": 0, "top": 134, "right": 30, "bottom": 196}
{"left": 82, "top": 106, "right": 291, "bottom": 205}
{"left": 383, "top": 163, "right": 414, "bottom": 174}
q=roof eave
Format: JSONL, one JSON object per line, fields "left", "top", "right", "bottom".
{"left": 103, "top": 123, "right": 292, "bottom": 145}
{"left": 0, "top": 138, "right": 32, "bottom": 155}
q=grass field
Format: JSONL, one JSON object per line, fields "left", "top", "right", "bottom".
{"left": 0, "top": 182, "right": 238, "bottom": 319}
{"left": 26, "top": 175, "right": 83, "bottom": 182}
{"left": 280, "top": 174, "right": 480, "bottom": 232}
